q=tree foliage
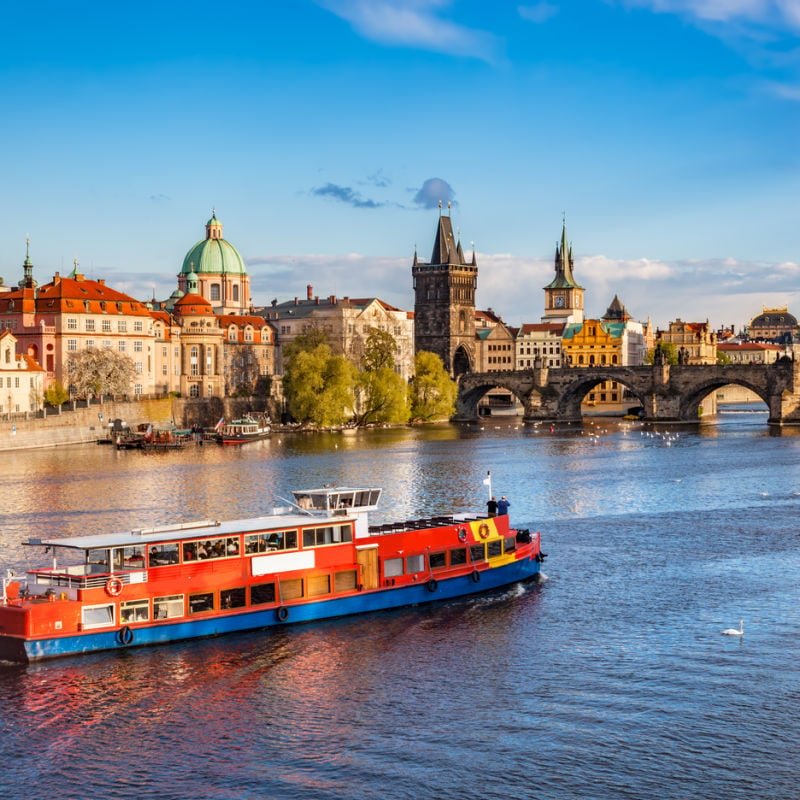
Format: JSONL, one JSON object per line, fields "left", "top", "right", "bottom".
{"left": 282, "top": 342, "right": 355, "bottom": 426}
{"left": 43, "top": 380, "right": 69, "bottom": 408}
{"left": 355, "top": 367, "right": 409, "bottom": 425}
{"left": 644, "top": 342, "right": 678, "bottom": 365}
{"left": 409, "top": 351, "right": 457, "bottom": 421}
{"left": 361, "top": 327, "right": 397, "bottom": 372}
{"left": 66, "top": 349, "right": 136, "bottom": 398}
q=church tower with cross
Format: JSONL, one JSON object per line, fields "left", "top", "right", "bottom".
{"left": 542, "top": 218, "right": 584, "bottom": 324}
{"left": 412, "top": 203, "right": 477, "bottom": 376}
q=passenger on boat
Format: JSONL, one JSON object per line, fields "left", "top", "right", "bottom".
{"left": 497, "top": 496, "right": 511, "bottom": 515}
{"left": 487, "top": 497, "right": 498, "bottom": 517}
{"left": 196, "top": 542, "right": 209, "bottom": 559}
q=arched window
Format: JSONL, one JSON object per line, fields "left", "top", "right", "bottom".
{"left": 4, "top": 348, "right": 10, "bottom": 364}
{"left": 189, "top": 384, "right": 200, "bottom": 397}
{"left": 232, "top": 285, "right": 239, "bottom": 302}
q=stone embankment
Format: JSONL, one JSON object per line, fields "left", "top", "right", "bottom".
{"left": 0, "top": 396, "right": 277, "bottom": 452}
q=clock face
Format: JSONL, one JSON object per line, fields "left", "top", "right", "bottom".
{"left": 555, "top": 296, "right": 565, "bottom": 309}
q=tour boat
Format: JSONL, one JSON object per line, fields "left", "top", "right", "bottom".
{"left": 216, "top": 416, "right": 271, "bottom": 445}
{"left": 0, "top": 487, "right": 545, "bottom": 663}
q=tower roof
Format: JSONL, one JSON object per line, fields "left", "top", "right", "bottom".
{"left": 429, "top": 214, "right": 467, "bottom": 266}
{"left": 602, "top": 294, "right": 631, "bottom": 322}
{"left": 544, "top": 219, "right": 583, "bottom": 290}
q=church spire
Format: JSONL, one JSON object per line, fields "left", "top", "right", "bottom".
{"left": 545, "top": 217, "right": 582, "bottom": 290}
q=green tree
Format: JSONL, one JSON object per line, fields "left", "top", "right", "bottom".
{"left": 361, "top": 327, "right": 397, "bottom": 371}
{"left": 66, "top": 349, "right": 136, "bottom": 398}
{"left": 644, "top": 342, "right": 678, "bottom": 365}
{"left": 43, "top": 380, "right": 69, "bottom": 408}
{"left": 409, "top": 351, "right": 457, "bottom": 421}
{"left": 716, "top": 350, "right": 731, "bottom": 365}
{"left": 355, "top": 367, "right": 410, "bottom": 425}
{"left": 282, "top": 342, "right": 355, "bottom": 426}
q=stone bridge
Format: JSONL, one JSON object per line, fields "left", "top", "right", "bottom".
{"left": 455, "top": 361, "right": 800, "bottom": 425}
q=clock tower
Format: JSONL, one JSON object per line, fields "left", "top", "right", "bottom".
{"left": 543, "top": 219, "right": 584, "bottom": 324}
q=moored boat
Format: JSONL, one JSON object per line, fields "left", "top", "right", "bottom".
{"left": 0, "top": 486, "right": 545, "bottom": 663}
{"left": 216, "top": 415, "right": 271, "bottom": 445}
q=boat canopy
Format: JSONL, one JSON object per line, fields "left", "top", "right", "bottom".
{"left": 292, "top": 487, "right": 381, "bottom": 515}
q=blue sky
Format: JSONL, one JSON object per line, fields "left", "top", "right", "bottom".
{"left": 0, "top": 0, "right": 798, "bottom": 328}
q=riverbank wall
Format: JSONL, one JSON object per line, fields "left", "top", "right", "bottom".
{"left": 0, "top": 397, "right": 276, "bottom": 452}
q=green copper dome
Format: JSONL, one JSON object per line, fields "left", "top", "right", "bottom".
{"left": 181, "top": 214, "right": 247, "bottom": 276}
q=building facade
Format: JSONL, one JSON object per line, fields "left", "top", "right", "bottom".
{"left": 657, "top": 320, "right": 717, "bottom": 364}
{"left": 747, "top": 308, "right": 798, "bottom": 343}
{"left": 412, "top": 210, "right": 477, "bottom": 376}
{"left": 0, "top": 330, "right": 44, "bottom": 413}
{"left": 516, "top": 323, "right": 565, "bottom": 369}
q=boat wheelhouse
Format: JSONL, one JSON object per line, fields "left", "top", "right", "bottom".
{"left": 0, "top": 486, "right": 544, "bottom": 662}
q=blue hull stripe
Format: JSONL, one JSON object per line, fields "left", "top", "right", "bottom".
{"left": 18, "top": 558, "right": 540, "bottom": 661}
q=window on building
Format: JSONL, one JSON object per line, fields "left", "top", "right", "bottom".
{"left": 67, "top": 318, "right": 77, "bottom": 330}
{"left": 189, "top": 384, "right": 200, "bottom": 397}
{"left": 233, "top": 285, "right": 239, "bottom": 302}
{"left": 102, "top": 319, "right": 112, "bottom": 332}
{"left": 134, "top": 384, "right": 143, "bottom": 395}
{"left": 118, "top": 321, "right": 127, "bottom": 333}
{"left": 85, "top": 319, "right": 95, "bottom": 331}
{"left": 210, "top": 284, "right": 221, "bottom": 301}
{"left": 134, "top": 320, "right": 143, "bottom": 332}
{"left": 86, "top": 340, "right": 95, "bottom": 350}
{"left": 134, "top": 341, "right": 143, "bottom": 352}
{"left": 118, "top": 341, "right": 126, "bottom": 352}
{"left": 67, "top": 339, "right": 77, "bottom": 351}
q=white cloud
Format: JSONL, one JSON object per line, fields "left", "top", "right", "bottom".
{"left": 317, "top": 0, "right": 503, "bottom": 63}
{"left": 630, "top": 0, "right": 800, "bottom": 28}
{"left": 518, "top": 3, "right": 560, "bottom": 23}
{"left": 100, "top": 249, "right": 800, "bottom": 336}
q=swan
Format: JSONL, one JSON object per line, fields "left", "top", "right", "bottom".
{"left": 721, "top": 619, "right": 744, "bottom": 636}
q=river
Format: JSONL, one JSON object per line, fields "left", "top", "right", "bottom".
{"left": 1, "top": 411, "right": 799, "bottom": 799}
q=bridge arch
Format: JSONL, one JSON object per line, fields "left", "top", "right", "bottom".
{"left": 456, "top": 373, "right": 541, "bottom": 420}
{"left": 556, "top": 370, "right": 646, "bottom": 420}
{"left": 679, "top": 378, "right": 769, "bottom": 420}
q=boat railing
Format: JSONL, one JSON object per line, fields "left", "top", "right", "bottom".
{"left": 27, "top": 567, "right": 148, "bottom": 591}
{"left": 368, "top": 515, "right": 485, "bottom": 535}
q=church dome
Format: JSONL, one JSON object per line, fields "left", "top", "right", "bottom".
{"left": 181, "top": 213, "right": 247, "bottom": 276}
{"left": 173, "top": 293, "right": 215, "bottom": 316}
{"left": 750, "top": 308, "right": 797, "bottom": 329}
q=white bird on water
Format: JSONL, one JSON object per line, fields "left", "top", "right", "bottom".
{"left": 721, "top": 619, "right": 744, "bottom": 636}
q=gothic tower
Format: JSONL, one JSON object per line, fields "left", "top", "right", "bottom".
{"left": 542, "top": 219, "right": 584, "bottom": 324}
{"left": 412, "top": 207, "right": 477, "bottom": 376}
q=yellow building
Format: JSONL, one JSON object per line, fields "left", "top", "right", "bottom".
{"left": 657, "top": 320, "right": 716, "bottom": 364}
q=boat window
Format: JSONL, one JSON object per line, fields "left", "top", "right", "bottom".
{"left": 86, "top": 549, "right": 110, "bottom": 573}
{"left": 470, "top": 544, "right": 486, "bottom": 563}
{"left": 334, "top": 569, "right": 357, "bottom": 591}
{"left": 307, "top": 575, "right": 330, "bottom": 597}
{"left": 189, "top": 592, "right": 215, "bottom": 614}
{"left": 148, "top": 543, "right": 179, "bottom": 567}
{"left": 154, "top": 594, "right": 184, "bottom": 620}
{"left": 81, "top": 603, "right": 115, "bottom": 629}
{"left": 450, "top": 548, "right": 467, "bottom": 566}
{"left": 487, "top": 540, "right": 502, "bottom": 558}
{"left": 302, "top": 524, "right": 352, "bottom": 548}
{"left": 113, "top": 545, "right": 146, "bottom": 571}
{"left": 245, "top": 530, "right": 298, "bottom": 554}
{"left": 384, "top": 557, "right": 403, "bottom": 578}
{"left": 280, "top": 578, "right": 303, "bottom": 601}
{"left": 356, "top": 491, "right": 372, "bottom": 506}
{"left": 221, "top": 587, "right": 246, "bottom": 609}
{"left": 250, "top": 582, "right": 276, "bottom": 605}
{"left": 406, "top": 554, "right": 425, "bottom": 574}
{"left": 182, "top": 537, "right": 239, "bottom": 561}
{"left": 120, "top": 598, "right": 149, "bottom": 623}
{"left": 429, "top": 552, "right": 447, "bottom": 570}
{"left": 369, "top": 490, "right": 381, "bottom": 506}
{"left": 504, "top": 536, "right": 516, "bottom": 554}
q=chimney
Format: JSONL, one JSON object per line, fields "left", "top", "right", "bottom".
{"left": 315, "top": 296, "right": 319, "bottom": 305}
{"left": 97, "top": 278, "right": 105, "bottom": 286}
{"left": 53, "top": 272, "right": 61, "bottom": 285}
{"left": 294, "top": 297, "right": 298, "bottom": 305}
{"left": 329, "top": 295, "right": 336, "bottom": 304}
{"left": 307, "top": 284, "right": 313, "bottom": 301}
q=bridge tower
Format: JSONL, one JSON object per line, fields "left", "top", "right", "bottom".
{"left": 543, "top": 219, "right": 584, "bottom": 324}
{"left": 412, "top": 207, "right": 478, "bottom": 377}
